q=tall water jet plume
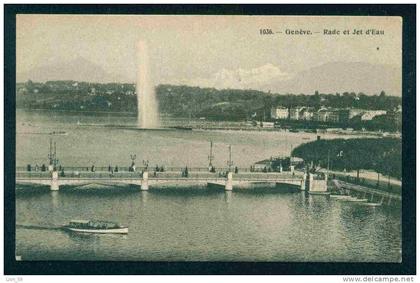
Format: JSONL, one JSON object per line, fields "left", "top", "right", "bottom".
{"left": 136, "top": 40, "right": 160, "bottom": 128}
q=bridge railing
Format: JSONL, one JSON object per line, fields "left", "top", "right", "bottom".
{"left": 16, "top": 172, "right": 51, "bottom": 178}
{"left": 16, "top": 170, "right": 303, "bottom": 180}
{"left": 16, "top": 171, "right": 143, "bottom": 179}
{"left": 16, "top": 166, "right": 297, "bottom": 174}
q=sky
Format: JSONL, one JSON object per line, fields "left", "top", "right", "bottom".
{"left": 16, "top": 15, "right": 402, "bottom": 91}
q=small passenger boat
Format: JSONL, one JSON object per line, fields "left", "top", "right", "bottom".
{"left": 359, "top": 202, "right": 382, "bottom": 207}
{"left": 50, "top": 131, "right": 68, "bottom": 136}
{"left": 63, "top": 219, "right": 128, "bottom": 234}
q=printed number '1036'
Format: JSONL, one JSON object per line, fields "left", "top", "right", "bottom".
{"left": 260, "top": 29, "right": 274, "bottom": 35}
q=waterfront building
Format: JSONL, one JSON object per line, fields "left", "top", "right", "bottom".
{"left": 312, "top": 108, "right": 340, "bottom": 123}
{"left": 270, "top": 107, "right": 289, "bottom": 120}
{"left": 313, "top": 108, "right": 329, "bottom": 122}
{"left": 299, "top": 107, "right": 315, "bottom": 120}
{"left": 326, "top": 110, "right": 340, "bottom": 123}
{"left": 289, "top": 107, "right": 304, "bottom": 120}
{"left": 338, "top": 108, "right": 366, "bottom": 123}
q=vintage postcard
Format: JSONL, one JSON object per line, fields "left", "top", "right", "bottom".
{"left": 5, "top": 5, "right": 415, "bottom": 275}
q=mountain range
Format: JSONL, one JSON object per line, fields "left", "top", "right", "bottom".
{"left": 17, "top": 57, "right": 126, "bottom": 84}
{"left": 17, "top": 58, "right": 401, "bottom": 96}
{"left": 259, "top": 62, "right": 401, "bottom": 96}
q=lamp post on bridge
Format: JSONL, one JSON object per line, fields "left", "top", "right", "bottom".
{"left": 47, "top": 137, "right": 60, "bottom": 191}
{"left": 227, "top": 145, "right": 234, "bottom": 172}
{"left": 142, "top": 159, "right": 149, "bottom": 171}
{"left": 48, "top": 138, "right": 53, "bottom": 169}
{"left": 130, "top": 154, "right": 137, "bottom": 172}
{"left": 48, "top": 138, "right": 59, "bottom": 172}
{"left": 208, "top": 141, "right": 214, "bottom": 168}
{"left": 224, "top": 145, "right": 234, "bottom": 191}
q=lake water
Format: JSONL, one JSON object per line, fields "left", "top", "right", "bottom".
{"left": 15, "top": 110, "right": 401, "bottom": 262}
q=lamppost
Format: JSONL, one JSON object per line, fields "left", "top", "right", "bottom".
{"left": 130, "top": 154, "right": 136, "bottom": 171}
{"left": 208, "top": 140, "right": 214, "bottom": 168}
{"left": 48, "top": 138, "right": 59, "bottom": 171}
{"left": 227, "top": 145, "right": 233, "bottom": 172}
{"left": 53, "top": 141, "right": 59, "bottom": 171}
{"left": 48, "top": 138, "right": 53, "bottom": 166}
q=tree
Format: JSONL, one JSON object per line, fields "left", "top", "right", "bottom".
{"left": 291, "top": 138, "right": 401, "bottom": 179}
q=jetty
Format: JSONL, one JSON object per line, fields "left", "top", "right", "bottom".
{"left": 332, "top": 179, "right": 401, "bottom": 206}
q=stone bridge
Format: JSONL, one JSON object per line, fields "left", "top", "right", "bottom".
{"left": 16, "top": 168, "right": 327, "bottom": 192}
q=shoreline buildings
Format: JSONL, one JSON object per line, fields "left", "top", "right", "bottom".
{"left": 270, "top": 106, "right": 401, "bottom": 126}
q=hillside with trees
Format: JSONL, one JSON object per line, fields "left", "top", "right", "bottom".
{"left": 17, "top": 81, "right": 401, "bottom": 123}
{"left": 291, "top": 138, "right": 401, "bottom": 180}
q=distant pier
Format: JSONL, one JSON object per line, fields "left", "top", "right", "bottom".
{"left": 332, "top": 180, "right": 401, "bottom": 206}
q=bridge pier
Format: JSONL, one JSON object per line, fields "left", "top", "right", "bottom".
{"left": 51, "top": 190, "right": 59, "bottom": 208}
{"left": 225, "top": 172, "right": 233, "bottom": 191}
{"left": 141, "top": 190, "right": 148, "bottom": 204}
{"left": 309, "top": 173, "right": 313, "bottom": 190}
{"left": 301, "top": 174, "right": 306, "bottom": 191}
{"left": 50, "top": 171, "right": 59, "bottom": 191}
{"left": 141, "top": 171, "right": 149, "bottom": 191}
{"left": 306, "top": 173, "right": 328, "bottom": 193}
{"left": 224, "top": 190, "right": 232, "bottom": 203}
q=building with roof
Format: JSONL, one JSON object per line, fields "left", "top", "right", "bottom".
{"left": 271, "top": 107, "right": 289, "bottom": 120}
{"left": 289, "top": 107, "right": 304, "bottom": 120}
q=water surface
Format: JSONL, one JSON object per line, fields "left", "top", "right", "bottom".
{"left": 15, "top": 110, "right": 401, "bottom": 262}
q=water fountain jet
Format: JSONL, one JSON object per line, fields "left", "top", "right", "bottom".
{"left": 136, "top": 40, "right": 160, "bottom": 129}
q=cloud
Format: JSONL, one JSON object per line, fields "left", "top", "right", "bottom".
{"left": 164, "top": 64, "right": 292, "bottom": 90}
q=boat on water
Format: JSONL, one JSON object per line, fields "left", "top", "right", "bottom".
{"left": 359, "top": 202, "right": 382, "bottom": 207}
{"left": 170, "top": 126, "right": 193, "bottom": 131}
{"left": 50, "top": 131, "right": 68, "bottom": 136}
{"left": 63, "top": 220, "right": 128, "bottom": 234}
{"left": 338, "top": 197, "right": 368, "bottom": 202}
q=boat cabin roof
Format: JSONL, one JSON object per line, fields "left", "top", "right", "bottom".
{"left": 70, "top": 219, "right": 90, "bottom": 224}
{"left": 90, "top": 220, "right": 118, "bottom": 225}
{"left": 70, "top": 219, "right": 119, "bottom": 225}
